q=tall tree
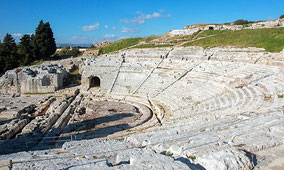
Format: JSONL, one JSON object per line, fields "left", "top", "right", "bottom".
{"left": 32, "top": 20, "right": 56, "bottom": 60}
{"left": 0, "top": 40, "right": 4, "bottom": 73}
{"left": 0, "top": 33, "right": 18, "bottom": 73}
{"left": 17, "top": 34, "right": 33, "bottom": 65}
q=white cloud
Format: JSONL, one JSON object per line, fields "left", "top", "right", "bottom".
{"left": 122, "top": 27, "right": 137, "bottom": 33}
{"left": 104, "top": 34, "right": 115, "bottom": 38}
{"left": 71, "top": 36, "right": 88, "bottom": 43}
{"left": 104, "top": 25, "right": 108, "bottom": 29}
{"left": 81, "top": 23, "right": 100, "bottom": 31}
{"left": 152, "top": 12, "right": 161, "bottom": 18}
{"left": 167, "top": 14, "right": 172, "bottom": 17}
{"left": 112, "top": 26, "right": 116, "bottom": 30}
{"left": 12, "top": 33, "right": 23, "bottom": 37}
{"left": 121, "top": 11, "right": 162, "bottom": 25}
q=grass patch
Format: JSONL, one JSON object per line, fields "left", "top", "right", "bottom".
{"left": 165, "top": 151, "right": 173, "bottom": 156}
{"left": 144, "top": 35, "right": 160, "bottom": 42}
{"left": 278, "top": 94, "right": 283, "bottom": 98}
{"left": 98, "top": 37, "right": 143, "bottom": 55}
{"left": 134, "top": 44, "right": 173, "bottom": 48}
{"left": 196, "top": 30, "right": 230, "bottom": 38}
{"left": 184, "top": 28, "right": 284, "bottom": 52}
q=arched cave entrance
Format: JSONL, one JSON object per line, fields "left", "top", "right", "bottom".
{"left": 209, "top": 26, "right": 214, "bottom": 30}
{"left": 89, "top": 76, "right": 101, "bottom": 88}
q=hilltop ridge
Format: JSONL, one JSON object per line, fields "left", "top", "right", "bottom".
{"left": 96, "top": 18, "right": 284, "bottom": 55}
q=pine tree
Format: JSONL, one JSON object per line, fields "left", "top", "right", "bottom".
{"left": 0, "top": 40, "right": 4, "bottom": 73}
{"left": 32, "top": 20, "right": 56, "bottom": 60}
{"left": 0, "top": 33, "right": 18, "bottom": 73}
{"left": 17, "top": 34, "right": 33, "bottom": 65}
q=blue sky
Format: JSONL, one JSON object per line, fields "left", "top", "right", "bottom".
{"left": 0, "top": 0, "right": 283, "bottom": 44}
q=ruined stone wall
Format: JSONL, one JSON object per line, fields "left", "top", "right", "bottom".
{"left": 81, "top": 57, "right": 121, "bottom": 92}
{"left": 0, "top": 64, "right": 67, "bottom": 94}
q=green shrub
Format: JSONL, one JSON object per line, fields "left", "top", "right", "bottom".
{"left": 186, "top": 154, "right": 196, "bottom": 160}
{"left": 165, "top": 151, "right": 172, "bottom": 156}
{"left": 280, "top": 14, "right": 284, "bottom": 19}
{"left": 64, "top": 66, "right": 81, "bottom": 86}
{"left": 233, "top": 19, "right": 249, "bottom": 25}
{"left": 57, "top": 47, "right": 81, "bottom": 56}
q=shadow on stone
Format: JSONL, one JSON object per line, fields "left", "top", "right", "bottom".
{"left": 175, "top": 157, "right": 206, "bottom": 170}
{"left": 62, "top": 113, "right": 134, "bottom": 133}
{"left": 0, "top": 113, "right": 133, "bottom": 155}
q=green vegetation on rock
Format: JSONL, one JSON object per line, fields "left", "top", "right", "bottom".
{"left": 98, "top": 37, "right": 143, "bottom": 55}
{"left": 134, "top": 44, "right": 173, "bottom": 48}
{"left": 196, "top": 30, "right": 230, "bottom": 38}
{"left": 184, "top": 27, "right": 284, "bottom": 52}
{"left": 64, "top": 66, "right": 81, "bottom": 86}
{"left": 30, "top": 59, "right": 44, "bottom": 66}
{"left": 144, "top": 35, "right": 160, "bottom": 43}
{"left": 57, "top": 47, "right": 81, "bottom": 56}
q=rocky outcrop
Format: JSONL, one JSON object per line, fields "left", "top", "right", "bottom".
{"left": 0, "top": 116, "right": 30, "bottom": 140}
{"left": 169, "top": 18, "right": 284, "bottom": 36}
{"left": 92, "top": 40, "right": 110, "bottom": 48}
{"left": 196, "top": 148, "right": 256, "bottom": 170}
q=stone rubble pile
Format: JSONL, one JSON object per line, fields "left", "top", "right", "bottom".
{"left": 0, "top": 90, "right": 81, "bottom": 154}
{"left": 0, "top": 96, "right": 54, "bottom": 140}
{"left": 0, "top": 116, "right": 29, "bottom": 140}
{"left": 19, "top": 90, "right": 79, "bottom": 137}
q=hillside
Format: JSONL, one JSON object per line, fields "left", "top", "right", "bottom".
{"left": 95, "top": 18, "right": 284, "bottom": 54}
{"left": 97, "top": 27, "right": 284, "bottom": 55}
{"left": 98, "top": 37, "right": 143, "bottom": 55}
{"left": 184, "top": 27, "right": 284, "bottom": 52}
